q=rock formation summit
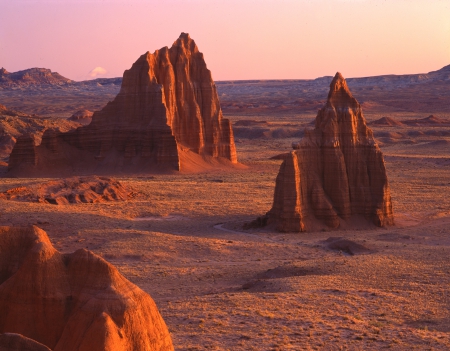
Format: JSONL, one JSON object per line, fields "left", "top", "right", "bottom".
{"left": 0, "top": 226, "right": 174, "bottom": 351}
{"left": 268, "top": 73, "right": 394, "bottom": 232}
{"left": 7, "top": 33, "right": 237, "bottom": 176}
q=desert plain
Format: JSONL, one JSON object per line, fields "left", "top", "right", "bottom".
{"left": 1, "top": 69, "right": 450, "bottom": 350}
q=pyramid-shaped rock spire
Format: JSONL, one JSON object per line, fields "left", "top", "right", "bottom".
{"left": 268, "top": 72, "right": 394, "bottom": 232}
{"left": 7, "top": 33, "right": 237, "bottom": 176}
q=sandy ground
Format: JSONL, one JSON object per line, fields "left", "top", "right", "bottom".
{"left": 1, "top": 112, "right": 449, "bottom": 350}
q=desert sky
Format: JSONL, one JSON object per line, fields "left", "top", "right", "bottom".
{"left": 0, "top": 0, "right": 449, "bottom": 81}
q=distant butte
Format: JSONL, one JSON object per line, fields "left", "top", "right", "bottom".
{"left": 267, "top": 72, "right": 394, "bottom": 232}
{"left": 0, "top": 67, "right": 72, "bottom": 87}
{"left": 7, "top": 33, "right": 238, "bottom": 176}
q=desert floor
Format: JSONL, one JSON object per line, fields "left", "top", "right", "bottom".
{"left": 1, "top": 111, "right": 449, "bottom": 350}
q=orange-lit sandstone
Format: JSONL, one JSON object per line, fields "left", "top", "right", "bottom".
{"left": 268, "top": 73, "right": 394, "bottom": 231}
{"left": 0, "top": 226, "right": 174, "bottom": 351}
{"left": 7, "top": 33, "right": 237, "bottom": 176}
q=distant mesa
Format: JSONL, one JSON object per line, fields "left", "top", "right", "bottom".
{"left": 0, "top": 67, "right": 71, "bottom": 87}
{"left": 265, "top": 72, "right": 394, "bottom": 232}
{"left": 0, "top": 226, "right": 174, "bottom": 351}
{"left": 369, "top": 117, "right": 404, "bottom": 127}
{"left": 0, "top": 176, "right": 128, "bottom": 204}
{"left": 403, "top": 114, "right": 450, "bottom": 126}
{"left": 7, "top": 33, "right": 238, "bottom": 176}
{"left": 68, "top": 109, "right": 93, "bottom": 125}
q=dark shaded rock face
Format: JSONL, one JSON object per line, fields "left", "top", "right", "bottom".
{"left": 268, "top": 73, "right": 394, "bottom": 232}
{"left": 0, "top": 333, "right": 52, "bottom": 351}
{"left": 7, "top": 33, "right": 237, "bottom": 176}
{"left": 0, "top": 226, "right": 174, "bottom": 351}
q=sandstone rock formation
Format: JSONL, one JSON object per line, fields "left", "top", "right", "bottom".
{"left": 7, "top": 33, "right": 237, "bottom": 176}
{"left": 0, "top": 333, "right": 52, "bottom": 351}
{"left": 0, "top": 106, "right": 80, "bottom": 160}
{"left": 0, "top": 176, "right": 128, "bottom": 204}
{"left": 68, "top": 109, "right": 93, "bottom": 125}
{"left": 0, "top": 226, "right": 174, "bottom": 351}
{"left": 267, "top": 73, "right": 394, "bottom": 231}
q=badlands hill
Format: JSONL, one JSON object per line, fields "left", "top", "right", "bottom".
{"left": 0, "top": 226, "right": 174, "bottom": 351}
{"left": 7, "top": 33, "right": 238, "bottom": 177}
{"left": 0, "top": 104, "right": 80, "bottom": 162}
{"left": 267, "top": 73, "right": 394, "bottom": 232}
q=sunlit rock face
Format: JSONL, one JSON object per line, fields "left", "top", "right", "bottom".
{"left": 268, "top": 73, "right": 394, "bottom": 232}
{"left": 7, "top": 33, "right": 237, "bottom": 176}
{"left": 0, "top": 226, "right": 174, "bottom": 351}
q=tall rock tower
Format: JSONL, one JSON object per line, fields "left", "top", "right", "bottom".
{"left": 268, "top": 73, "right": 394, "bottom": 232}
{"left": 8, "top": 33, "right": 237, "bottom": 176}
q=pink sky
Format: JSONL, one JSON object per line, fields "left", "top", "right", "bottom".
{"left": 0, "top": 0, "right": 449, "bottom": 81}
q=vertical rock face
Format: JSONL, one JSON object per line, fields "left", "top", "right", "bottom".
{"left": 0, "top": 226, "right": 174, "bottom": 351}
{"left": 268, "top": 73, "right": 394, "bottom": 232}
{"left": 7, "top": 33, "right": 237, "bottom": 176}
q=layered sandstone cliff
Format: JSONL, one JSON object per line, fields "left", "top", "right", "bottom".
{"left": 7, "top": 33, "right": 237, "bottom": 176}
{"left": 0, "top": 226, "right": 174, "bottom": 351}
{"left": 268, "top": 73, "right": 394, "bottom": 232}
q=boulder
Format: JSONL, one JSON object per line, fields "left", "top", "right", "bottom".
{"left": 0, "top": 226, "right": 174, "bottom": 351}
{"left": 268, "top": 73, "right": 394, "bottom": 232}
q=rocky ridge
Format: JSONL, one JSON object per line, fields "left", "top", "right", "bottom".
{"left": 7, "top": 33, "right": 237, "bottom": 176}
{"left": 0, "top": 105, "right": 80, "bottom": 161}
{"left": 0, "top": 226, "right": 174, "bottom": 351}
{"left": 267, "top": 72, "right": 394, "bottom": 232}
{"left": 0, "top": 68, "right": 71, "bottom": 88}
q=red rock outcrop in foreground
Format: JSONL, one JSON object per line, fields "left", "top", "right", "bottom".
{"left": 7, "top": 33, "right": 237, "bottom": 176}
{"left": 0, "top": 226, "right": 174, "bottom": 351}
{"left": 268, "top": 73, "right": 394, "bottom": 232}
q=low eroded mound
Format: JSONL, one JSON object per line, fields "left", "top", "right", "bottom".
{"left": 323, "top": 237, "right": 372, "bottom": 255}
{"left": 67, "top": 110, "right": 93, "bottom": 125}
{"left": 0, "top": 226, "right": 174, "bottom": 351}
{"left": 369, "top": 117, "right": 404, "bottom": 126}
{"left": 404, "top": 115, "right": 450, "bottom": 126}
{"left": 0, "top": 176, "right": 128, "bottom": 204}
{"left": 0, "top": 105, "right": 80, "bottom": 160}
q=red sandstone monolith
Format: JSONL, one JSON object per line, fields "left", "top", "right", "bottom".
{"left": 268, "top": 73, "right": 394, "bottom": 231}
{"left": 7, "top": 33, "right": 237, "bottom": 176}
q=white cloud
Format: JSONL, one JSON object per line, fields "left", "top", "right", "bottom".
{"left": 88, "top": 66, "right": 107, "bottom": 78}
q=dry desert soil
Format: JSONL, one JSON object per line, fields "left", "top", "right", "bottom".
{"left": 1, "top": 108, "right": 449, "bottom": 350}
